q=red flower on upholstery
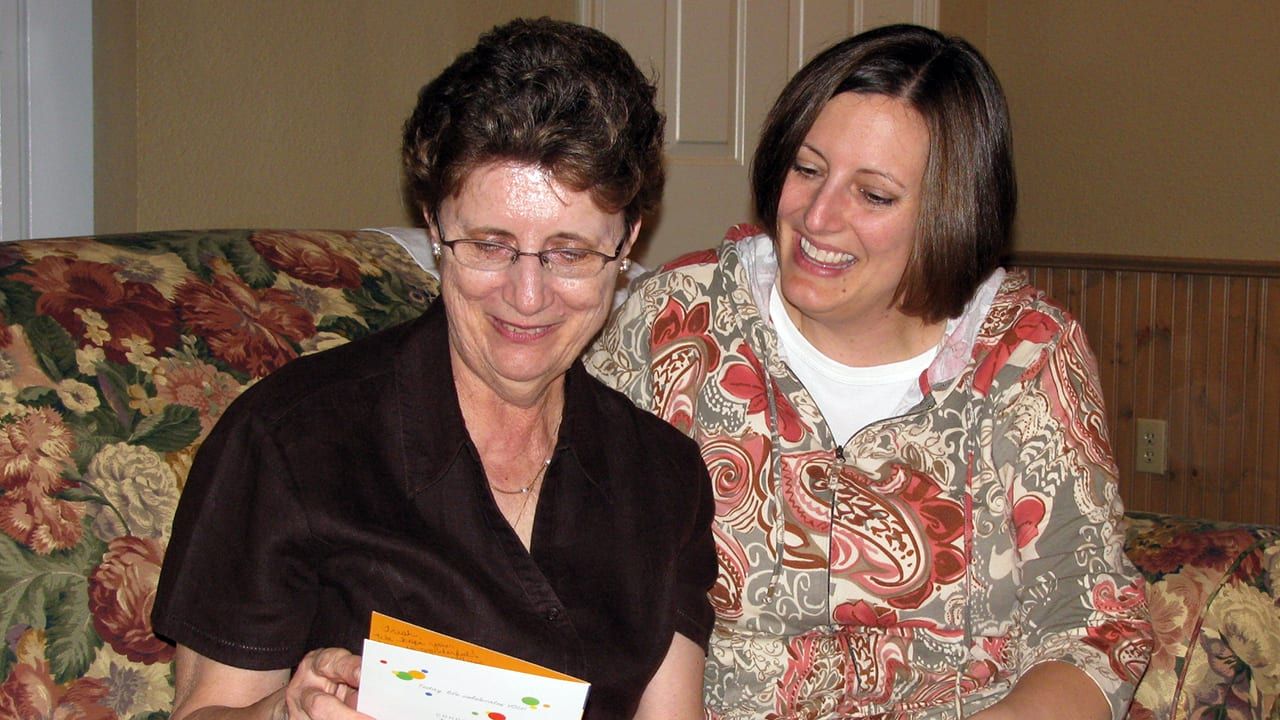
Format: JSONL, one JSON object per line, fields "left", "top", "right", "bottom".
{"left": 0, "top": 660, "right": 113, "bottom": 720}
{"left": 0, "top": 489, "right": 86, "bottom": 555}
{"left": 0, "top": 408, "right": 85, "bottom": 554}
{"left": 1130, "top": 526, "right": 1260, "bottom": 578}
{"left": 972, "top": 309, "right": 1059, "bottom": 395}
{"left": 154, "top": 359, "right": 243, "bottom": 433}
{"left": 13, "top": 255, "right": 179, "bottom": 363}
{"left": 722, "top": 343, "right": 806, "bottom": 442}
{"left": 250, "top": 231, "right": 363, "bottom": 289}
{"left": 87, "top": 535, "right": 174, "bottom": 665}
{"left": 175, "top": 269, "right": 316, "bottom": 377}
{"left": 1125, "top": 701, "right": 1157, "bottom": 720}
{"left": 0, "top": 407, "right": 73, "bottom": 496}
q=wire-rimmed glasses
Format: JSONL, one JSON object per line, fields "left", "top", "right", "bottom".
{"left": 438, "top": 234, "right": 627, "bottom": 280}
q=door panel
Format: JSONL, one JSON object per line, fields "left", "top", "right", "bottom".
{"left": 584, "top": 0, "right": 937, "bottom": 267}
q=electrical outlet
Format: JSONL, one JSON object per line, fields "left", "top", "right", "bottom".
{"left": 1135, "top": 418, "right": 1168, "bottom": 474}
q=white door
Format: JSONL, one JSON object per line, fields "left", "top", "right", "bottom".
{"left": 583, "top": 0, "right": 938, "bottom": 267}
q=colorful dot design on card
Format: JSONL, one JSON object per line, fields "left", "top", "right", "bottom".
{"left": 466, "top": 696, "right": 552, "bottom": 717}
{"left": 381, "top": 661, "right": 433, "bottom": 694}
{"left": 381, "top": 659, "right": 553, "bottom": 712}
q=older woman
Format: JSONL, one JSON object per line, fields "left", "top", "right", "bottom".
{"left": 588, "top": 24, "right": 1151, "bottom": 720}
{"left": 153, "top": 18, "right": 715, "bottom": 720}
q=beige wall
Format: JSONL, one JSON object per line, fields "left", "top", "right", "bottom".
{"left": 97, "top": 2, "right": 1279, "bottom": 261}
{"left": 94, "top": 0, "right": 138, "bottom": 235}
{"left": 963, "top": 2, "right": 1279, "bottom": 261}
{"left": 94, "top": 0, "right": 574, "bottom": 234}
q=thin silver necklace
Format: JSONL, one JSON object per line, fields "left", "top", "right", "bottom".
{"left": 489, "top": 456, "right": 551, "bottom": 495}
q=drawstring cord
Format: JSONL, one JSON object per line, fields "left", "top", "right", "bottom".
{"left": 954, "top": 446, "right": 977, "bottom": 718}
{"left": 764, "top": 372, "right": 786, "bottom": 595}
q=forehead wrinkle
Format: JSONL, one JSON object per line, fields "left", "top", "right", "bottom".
{"left": 500, "top": 163, "right": 569, "bottom": 221}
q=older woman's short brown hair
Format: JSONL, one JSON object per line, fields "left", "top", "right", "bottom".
{"left": 402, "top": 17, "right": 664, "bottom": 236}
{"left": 752, "top": 24, "right": 1015, "bottom": 323}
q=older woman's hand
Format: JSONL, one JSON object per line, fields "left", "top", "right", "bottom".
{"left": 282, "top": 648, "right": 372, "bottom": 720}
{"left": 171, "top": 645, "right": 376, "bottom": 720}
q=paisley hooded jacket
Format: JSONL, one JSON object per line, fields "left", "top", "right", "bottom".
{"left": 586, "top": 229, "right": 1152, "bottom": 719}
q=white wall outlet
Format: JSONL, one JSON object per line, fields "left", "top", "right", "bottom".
{"left": 1135, "top": 418, "right": 1168, "bottom": 475}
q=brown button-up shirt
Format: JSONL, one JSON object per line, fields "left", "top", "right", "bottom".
{"left": 154, "top": 299, "right": 716, "bottom": 718}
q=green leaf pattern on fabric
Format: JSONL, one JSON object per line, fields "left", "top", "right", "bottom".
{"left": 0, "top": 230, "right": 437, "bottom": 716}
{"left": 0, "top": 534, "right": 108, "bottom": 682}
{"left": 128, "top": 406, "right": 201, "bottom": 454}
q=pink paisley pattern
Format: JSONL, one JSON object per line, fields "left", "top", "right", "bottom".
{"left": 702, "top": 433, "right": 771, "bottom": 531}
{"left": 1045, "top": 322, "right": 1120, "bottom": 474}
{"left": 830, "top": 465, "right": 965, "bottom": 611}
{"left": 709, "top": 523, "right": 750, "bottom": 620}
{"left": 649, "top": 299, "right": 721, "bottom": 434}
{"left": 588, "top": 229, "right": 1153, "bottom": 719}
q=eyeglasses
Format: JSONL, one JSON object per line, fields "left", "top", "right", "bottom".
{"left": 438, "top": 234, "right": 627, "bottom": 280}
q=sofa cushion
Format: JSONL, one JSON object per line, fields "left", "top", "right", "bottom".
{"left": 1124, "top": 511, "right": 1280, "bottom": 720}
{"left": 0, "top": 229, "right": 436, "bottom": 717}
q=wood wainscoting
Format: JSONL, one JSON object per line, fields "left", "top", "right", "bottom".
{"left": 1007, "top": 253, "right": 1280, "bottom": 525}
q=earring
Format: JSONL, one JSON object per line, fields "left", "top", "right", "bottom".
{"left": 431, "top": 243, "right": 442, "bottom": 261}
{"left": 619, "top": 258, "right": 632, "bottom": 274}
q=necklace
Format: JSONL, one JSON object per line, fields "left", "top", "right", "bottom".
{"left": 489, "top": 457, "right": 551, "bottom": 495}
{"left": 508, "top": 457, "right": 551, "bottom": 533}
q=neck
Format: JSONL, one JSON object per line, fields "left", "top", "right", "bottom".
{"left": 785, "top": 302, "right": 946, "bottom": 367}
{"left": 452, "top": 358, "right": 564, "bottom": 466}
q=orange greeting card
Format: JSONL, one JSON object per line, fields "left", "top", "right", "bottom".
{"left": 357, "top": 612, "right": 589, "bottom": 720}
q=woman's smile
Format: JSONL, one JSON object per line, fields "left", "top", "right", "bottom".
{"left": 797, "top": 235, "right": 858, "bottom": 269}
{"left": 489, "top": 314, "right": 558, "bottom": 342}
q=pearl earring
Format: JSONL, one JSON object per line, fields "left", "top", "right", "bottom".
{"left": 431, "top": 243, "right": 442, "bottom": 260}
{"left": 619, "top": 258, "right": 631, "bottom": 274}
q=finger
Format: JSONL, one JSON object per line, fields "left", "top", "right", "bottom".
{"left": 305, "top": 648, "right": 363, "bottom": 687}
{"left": 296, "top": 686, "right": 377, "bottom": 720}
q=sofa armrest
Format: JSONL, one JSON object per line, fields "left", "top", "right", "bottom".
{"left": 0, "top": 229, "right": 437, "bottom": 716}
{"left": 1123, "top": 511, "right": 1280, "bottom": 720}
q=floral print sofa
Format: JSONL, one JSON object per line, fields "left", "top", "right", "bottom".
{"left": 0, "top": 229, "right": 1275, "bottom": 719}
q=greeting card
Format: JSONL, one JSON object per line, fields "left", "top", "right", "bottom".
{"left": 356, "top": 612, "right": 589, "bottom": 720}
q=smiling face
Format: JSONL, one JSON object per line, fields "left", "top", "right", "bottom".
{"left": 435, "top": 162, "right": 635, "bottom": 406}
{"left": 774, "top": 92, "right": 931, "bottom": 349}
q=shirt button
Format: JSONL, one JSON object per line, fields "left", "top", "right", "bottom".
{"left": 545, "top": 607, "right": 561, "bottom": 622}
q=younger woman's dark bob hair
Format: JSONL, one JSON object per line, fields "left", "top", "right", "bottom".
{"left": 752, "top": 24, "right": 1016, "bottom": 323}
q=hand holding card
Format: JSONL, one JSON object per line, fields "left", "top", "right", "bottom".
{"left": 355, "top": 612, "right": 589, "bottom": 720}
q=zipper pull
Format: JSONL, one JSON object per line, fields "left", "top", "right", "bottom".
{"left": 826, "top": 445, "right": 845, "bottom": 489}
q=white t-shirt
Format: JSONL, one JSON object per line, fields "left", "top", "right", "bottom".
{"left": 769, "top": 286, "right": 938, "bottom": 444}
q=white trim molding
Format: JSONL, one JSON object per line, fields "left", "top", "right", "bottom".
{"left": 0, "top": 0, "right": 93, "bottom": 241}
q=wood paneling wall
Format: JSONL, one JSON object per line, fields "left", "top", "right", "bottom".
{"left": 1008, "top": 253, "right": 1280, "bottom": 525}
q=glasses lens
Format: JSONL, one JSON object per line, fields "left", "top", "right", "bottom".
{"left": 543, "top": 249, "right": 606, "bottom": 279}
{"left": 453, "top": 241, "right": 515, "bottom": 270}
